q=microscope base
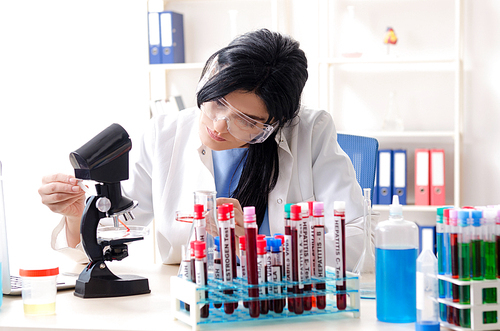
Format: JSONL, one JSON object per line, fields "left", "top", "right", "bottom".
{"left": 74, "top": 261, "right": 151, "bottom": 299}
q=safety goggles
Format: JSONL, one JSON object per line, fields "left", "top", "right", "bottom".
{"left": 201, "top": 97, "right": 279, "bottom": 144}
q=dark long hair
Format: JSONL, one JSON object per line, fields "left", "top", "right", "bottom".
{"left": 196, "top": 29, "right": 308, "bottom": 227}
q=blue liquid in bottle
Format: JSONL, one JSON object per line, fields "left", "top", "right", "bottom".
{"left": 376, "top": 247, "right": 417, "bottom": 323}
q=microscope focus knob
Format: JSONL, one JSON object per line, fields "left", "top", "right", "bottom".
{"left": 96, "top": 197, "right": 112, "bottom": 213}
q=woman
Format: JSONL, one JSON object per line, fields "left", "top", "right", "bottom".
{"left": 39, "top": 29, "right": 365, "bottom": 269}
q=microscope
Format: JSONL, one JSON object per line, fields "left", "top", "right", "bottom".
{"left": 70, "top": 123, "right": 150, "bottom": 298}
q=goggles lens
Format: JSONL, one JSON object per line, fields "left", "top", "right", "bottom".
{"left": 201, "top": 98, "right": 278, "bottom": 144}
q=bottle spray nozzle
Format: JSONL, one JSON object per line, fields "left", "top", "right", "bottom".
{"left": 389, "top": 195, "right": 403, "bottom": 217}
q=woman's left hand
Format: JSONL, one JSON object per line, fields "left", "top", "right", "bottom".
{"left": 215, "top": 197, "right": 245, "bottom": 241}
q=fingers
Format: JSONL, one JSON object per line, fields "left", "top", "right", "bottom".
{"left": 216, "top": 197, "right": 245, "bottom": 238}
{"left": 39, "top": 173, "right": 85, "bottom": 216}
{"left": 41, "top": 173, "right": 77, "bottom": 185}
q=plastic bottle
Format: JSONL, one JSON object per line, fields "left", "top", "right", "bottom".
{"left": 375, "top": 195, "right": 418, "bottom": 323}
{"left": 416, "top": 228, "right": 440, "bottom": 331}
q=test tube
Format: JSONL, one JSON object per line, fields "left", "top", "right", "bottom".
{"left": 334, "top": 201, "right": 347, "bottom": 311}
{"left": 213, "top": 236, "right": 222, "bottom": 309}
{"left": 193, "top": 204, "right": 206, "bottom": 242}
{"left": 180, "top": 245, "right": 192, "bottom": 312}
{"left": 436, "top": 207, "right": 447, "bottom": 322}
{"left": 257, "top": 239, "right": 269, "bottom": 314}
{"left": 274, "top": 234, "right": 286, "bottom": 308}
{"left": 313, "top": 201, "right": 326, "bottom": 310}
{"left": 496, "top": 209, "right": 500, "bottom": 279}
{"left": 297, "top": 202, "right": 312, "bottom": 311}
{"left": 265, "top": 237, "right": 274, "bottom": 312}
{"left": 457, "top": 210, "right": 471, "bottom": 328}
{"left": 470, "top": 210, "right": 484, "bottom": 281}
{"left": 271, "top": 238, "right": 284, "bottom": 313}
{"left": 443, "top": 208, "right": 452, "bottom": 323}
{"left": 449, "top": 209, "right": 460, "bottom": 325}
{"left": 239, "top": 236, "right": 249, "bottom": 309}
{"left": 290, "top": 204, "right": 304, "bottom": 315}
{"left": 244, "top": 206, "right": 260, "bottom": 318}
{"left": 482, "top": 209, "right": 497, "bottom": 324}
{"left": 224, "top": 203, "right": 238, "bottom": 280}
{"left": 218, "top": 205, "right": 235, "bottom": 315}
{"left": 284, "top": 204, "right": 294, "bottom": 313}
{"left": 194, "top": 241, "right": 209, "bottom": 318}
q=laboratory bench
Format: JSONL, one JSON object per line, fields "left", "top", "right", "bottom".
{"left": 0, "top": 262, "right": 444, "bottom": 331}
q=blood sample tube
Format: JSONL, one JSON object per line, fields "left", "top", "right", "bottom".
{"left": 244, "top": 206, "right": 260, "bottom": 318}
{"left": 284, "top": 203, "right": 294, "bottom": 313}
{"left": 180, "top": 245, "right": 192, "bottom": 312}
{"left": 266, "top": 237, "right": 274, "bottom": 312}
{"left": 290, "top": 204, "right": 304, "bottom": 315}
{"left": 274, "top": 234, "right": 286, "bottom": 308}
{"left": 213, "top": 236, "right": 222, "bottom": 309}
{"left": 194, "top": 240, "right": 209, "bottom": 318}
{"left": 334, "top": 201, "right": 347, "bottom": 311}
{"left": 313, "top": 201, "right": 326, "bottom": 310}
{"left": 297, "top": 202, "right": 312, "bottom": 311}
{"left": 271, "top": 238, "right": 284, "bottom": 313}
{"left": 240, "top": 236, "right": 249, "bottom": 309}
{"left": 193, "top": 204, "right": 206, "bottom": 242}
{"left": 224, "top": 203, "right": 238, "bottom": 280}
{"left": 257, "top": 239, "right": 269, "bottom": 314}
{"left": 218, "top": 204, "right": 235, "bottom": 314}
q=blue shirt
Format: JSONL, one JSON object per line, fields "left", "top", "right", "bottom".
{"left": 212, "top": 148, "right": 270, "bottom": 235}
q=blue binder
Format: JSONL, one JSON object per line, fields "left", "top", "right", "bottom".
{"left": 160, "top": 11, "right": 185, "bottom": 64}
{"left": 147, "top": 12, "right": 161, "bottom": 64}
{"left": 377, "top": 149, "right": 393, "bottom": 205}
{"left": 392, "top": 149, "right": 407, "bottom": 205}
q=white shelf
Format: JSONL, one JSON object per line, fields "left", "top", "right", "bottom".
{"left": 149, "top": 62, "right": 205, "bottom": 71}
{"left": 373, "top": 205, "right": 439, "bottom": 213}
{"left": 321, "top": 56, "right": 457, "bottom": 65}
{"left": 338, "top": 131, "right": 456, "bottom": 139}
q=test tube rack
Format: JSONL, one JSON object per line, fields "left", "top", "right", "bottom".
{"left": 171, "top": 266, "right": 360, "bottom": 331}
{"left": 438, "top": 275, "right": 500, "bottom": 331}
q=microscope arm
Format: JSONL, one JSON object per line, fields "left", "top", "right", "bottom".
{"left": 80, "top": 195, "right": 106, "bottom": 263}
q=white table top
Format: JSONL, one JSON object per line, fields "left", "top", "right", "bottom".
{"left": 0, "top": 262, "right": 441, "bottom": 331}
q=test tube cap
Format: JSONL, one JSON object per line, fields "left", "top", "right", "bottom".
{"left": 194, "top": 240, "right": 206, "bottom": 259}
{"left": 313, "top": 201, "right": 324, "bottom": 217}
{"left": 271, "top": 238, "right": 282, "bottom": 252}
{"left": 334, "top": 200, "right": 346, "bottom": 212}
{"left": 257, "top": 239, "right": 267, "bottom": 255}
{"left": 274, "top": 234, "right": 285, "bottom": 245}
{"left": 194, "top": 204, "right": 204, "bottom": 219}
{"left": 243, "top": 206, "right": 256, "bottom": 223}
{"left": 290, "top": 204, "right": 302, "bottom": 220}
{"left": 297, "top": 202, "right": 309, "bottom": 217}
{"left": 239, "top": 236, "right": 246, "bottom": 250}
{"left": 218, "top": 204, "right": 229, "bottom": 221}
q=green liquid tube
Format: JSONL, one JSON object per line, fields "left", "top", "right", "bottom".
{"left": 482, "top": 209, "right": 498, "bottom": 324}
{"left": 457, "top": 210, "right": 471, "bottom": 328}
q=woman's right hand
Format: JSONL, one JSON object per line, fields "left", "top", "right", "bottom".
{"left": 38, "top": 174, "right": 86, "bottom": 218}
{"left": 38, "top": 174, "right": 86, "bottom": 247}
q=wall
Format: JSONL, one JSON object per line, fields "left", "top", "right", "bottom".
{"left": 0, "top": 0, "right": 152, "bottom": 266}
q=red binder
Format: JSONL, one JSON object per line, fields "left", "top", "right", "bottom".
{"left": 414, "top": 149, "right": 430, "bottom": 205}
{"left": 430, "top": 149, "right": 445, "bottom": 206}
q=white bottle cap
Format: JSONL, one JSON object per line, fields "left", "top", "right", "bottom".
{"left": 389, "top": 195, "right": 403, "bottom": 216}
{"left": 334, "top": 201, "right": 345, "bottom": 211}
{"left": 421, "top": 228, "right": 434, "bottom": 252}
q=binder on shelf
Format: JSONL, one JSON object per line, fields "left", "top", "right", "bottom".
{"left": 377, "top": 149, "right": 393, "bottom": 205}
{"left": 415, "top": 149, "right": 430, "bottom": 205}
{"left": 430, "top": 149, "right": 445, "bottom": 206}
{"left": 392, "top": 149, "right": 407, "bottom": 205}
{"left": 159, "top": 11, "right": 185, "bottom": 64}
{"left": 147, "top": 12, "right": 161, "bottom": 64}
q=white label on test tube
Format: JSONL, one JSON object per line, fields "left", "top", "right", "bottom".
{"left": 195, "top": 259, "right": 206, "bottom": 300}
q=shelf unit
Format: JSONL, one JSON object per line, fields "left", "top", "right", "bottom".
{"left": 317, "top": 0, "right": 464, "bottom": 212}
{"left": 148, "top": 0, "right": 288, "bottom": 108}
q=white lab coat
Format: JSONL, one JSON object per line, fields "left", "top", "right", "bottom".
{"left": 52, "top": 107, "right": 367, "bottom": 270}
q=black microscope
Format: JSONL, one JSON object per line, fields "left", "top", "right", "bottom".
{"left": 70, "top": 123, "right": 150, "bottom": 298}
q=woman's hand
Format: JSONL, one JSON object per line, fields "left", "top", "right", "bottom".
{"left": 38, "top": 173, "right": 86, "bottom": 247}
{"left": 216, "top": 197, "right": 244, "bottom": 238}
{"left": 39, "top": 174, "right": 85, "bottom": 217}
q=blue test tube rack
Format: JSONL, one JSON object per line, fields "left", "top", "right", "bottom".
{"left": 171, "top": 266, "right": 360, "bottom": 331}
